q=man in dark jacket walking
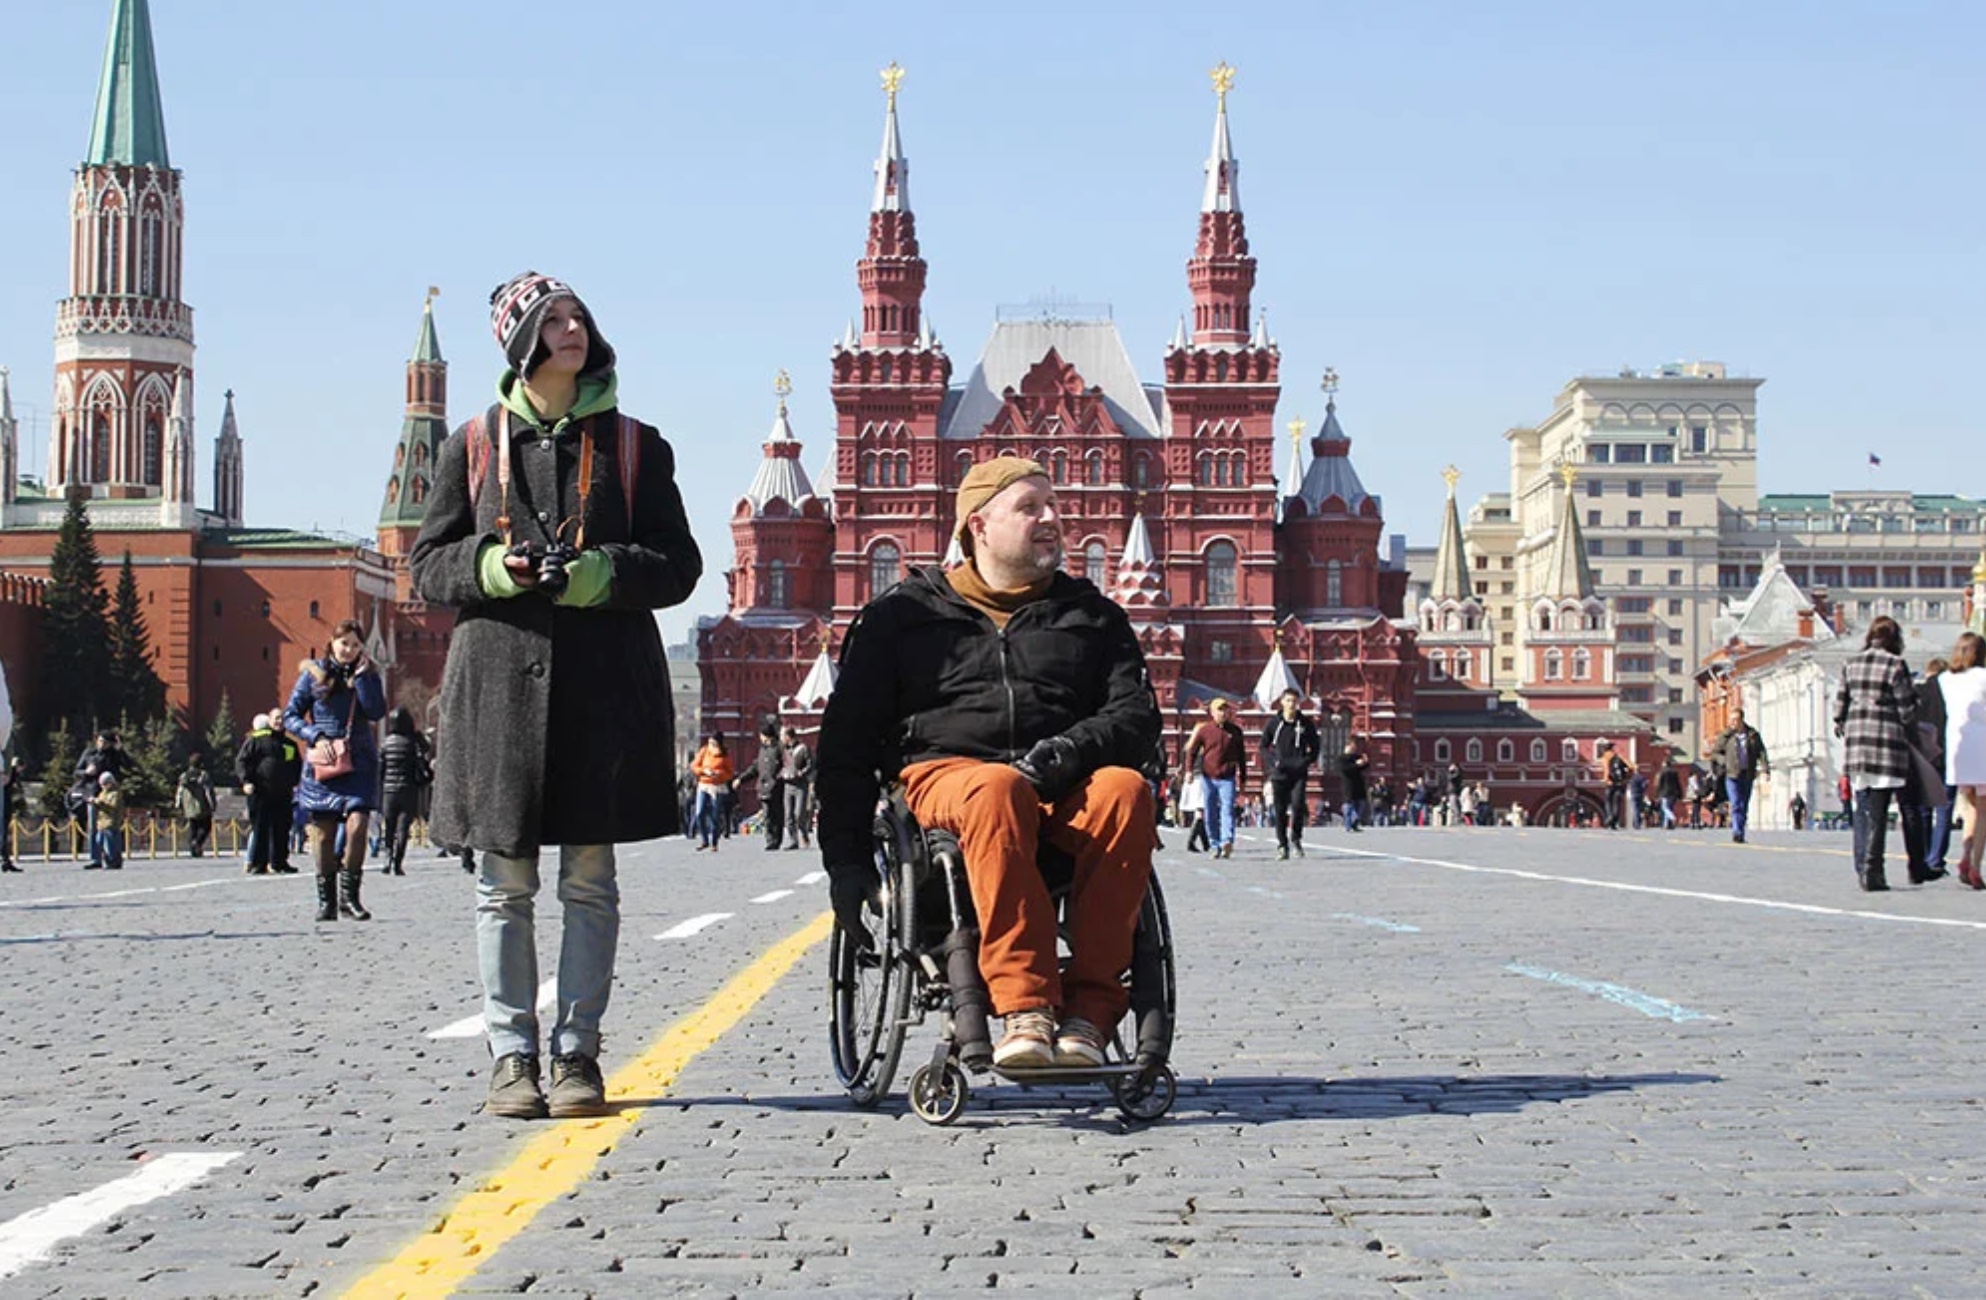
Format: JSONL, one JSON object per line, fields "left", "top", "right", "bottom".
{"left": 1712, "top": 710, "right": 1770, "bottom": 845}
{"left": 237, "top": 713, "right": 302, "bottom": 874}
{"left": 410, "top": 272, "right": 701, "bottom": 1122}
{"left": 779, "top": 725, "right": 813, "bottom": 849}
{"left": 1260, "top": 689, "right": 1319, "bottom": 859}
{"left": 1337, "top": 740, "right": 1370, "bottom": 832}
{"left": 818, "top": 457, "right": 1160, "bottom": 1071}
{"left": 751, "top": 719, "right": 786, "bottom": 850}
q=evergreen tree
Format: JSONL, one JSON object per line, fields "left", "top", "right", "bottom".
{"left": 108, "top": 550, "right": 168, "bottom": 726}
{"left": 36, "top": 721, "right": 79, "bottom": 820}
{"left": 38, "top": 492, "right": 113, "bottom": 744}
{"left": 203, "top": 690, "right": 238, "bottom": 788}
{"left": 125, "top": 715, "right": 179, "bottom": 811}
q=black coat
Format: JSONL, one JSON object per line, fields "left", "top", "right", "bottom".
{"left": 378, "top": 733, "right": 432, "bottom": 797}
{"left": 1260, "top": 713, "right": 1321, "bottom": 781}
{"left": 1337, "top": 751, "right": 1369, "bottom": 802}
{"left": 1833, "top": 648, "right": 1915, "bottom": 785}
{"left": 237, "top": 730, "right": 302, "bottom": 793}
{"left": 816, "top": 566, "right": 1160, "bottom": 874}
{"left": 410, "top": 401, "right": 702, "bottom": 856}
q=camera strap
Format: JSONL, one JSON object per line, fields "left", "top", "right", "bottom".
{"left": 492, "top": 407, "right": 597, "bottom": 548}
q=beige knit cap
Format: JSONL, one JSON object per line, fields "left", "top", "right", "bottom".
{"left": 953, "top": 456, "right": 1050, "bottom": 553}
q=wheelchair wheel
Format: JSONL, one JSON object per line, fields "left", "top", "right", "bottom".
{"left": 908, "top": 1059, "right": 971, "bottom": 1125}
{"left": 1111, "top": 1063, "right": 1177, "bottom": 1121}
{"left": 828, "top": 859, "right": 913, "bottom": 1107}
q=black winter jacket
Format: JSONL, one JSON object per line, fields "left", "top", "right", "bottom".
{"left": 1260, "top": 713, "right": 1321, "bottom": 781}
{"left": 378, "top": 733, "right": 431, "bottom": 797}
{"left": 816, "top": 566, "right": 1160, "bottom": 879}
{"left": 237, "top": 730, "right": 302, "bottom": 793}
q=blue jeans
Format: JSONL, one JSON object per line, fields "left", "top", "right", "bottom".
{"left": 92, "top": 827, "right": 124, "bottom": 869}
{"left": 1341, "top": 800, "right": 1363, "bottom": 832}
{"left": 1201, "top": 776, "right": 1237, "bottom": 848}
{"left": 1726, "top": 774, "right": 1755, "bottom": 838}
{"left": 1928, "top": 785, "right": 1955, "bottom": 869}
{"left": 693, "top": 789, "right": 724, "bottom": 848}
{"left": 477, "top": 844, "right": 619, "bottom": 1060}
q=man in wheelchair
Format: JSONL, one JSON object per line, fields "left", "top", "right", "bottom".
{"left": 817, "top": 456, "right": 1162, "bottom": 1071}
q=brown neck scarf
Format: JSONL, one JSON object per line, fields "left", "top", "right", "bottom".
{"left": 948, "top": 561, "right": 1053, "bottom": 630}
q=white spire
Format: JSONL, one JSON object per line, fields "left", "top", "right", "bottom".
{"left": 795, "top": 641, "right": 839, "bottom": 708}
{"left": 1252, "top": 642, "right": 1300, "bottom": 710}
{"left": 1201, "top": 67, "right": 1241, "bottom": 213}
{"left": 837, "top": 319, "right": 856, "bottom": 352}
{"left": 0, "top": 367, "right": 16, "bottom": 508}
{"left": 916, "top": 312, "right": 933, "bottom": 351}
{"left": 1250, "top": 307, "right": 1270, "bottom": 349}
{"left": 165, "top": 367, "right": 194, "bottom": 504}
{"left": 1122, "top": 511, "right": 1155, "bottom": 568}
{"left": 0, "top": 366, "right": 13, "bottom": 423}
{"left": 872, "top": 64, "right": 910, "bottom": 212}
{"left": 743, "top": 376, "right": 817, "bottom": 512}
{"left": 1169, "top": 315, "right": 1188, "bottom": 352}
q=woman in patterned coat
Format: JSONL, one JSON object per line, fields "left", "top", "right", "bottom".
{"left": 1832, "top": 616, "right": 1926, "bottom": 891}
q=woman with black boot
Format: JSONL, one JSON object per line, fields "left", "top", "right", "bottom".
{"left": 286, "top": 621, "right": 386, "bottom": 920}
{"left": 377, "top": 707, "right": 431, "bottom": 875}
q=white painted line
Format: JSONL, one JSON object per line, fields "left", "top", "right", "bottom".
{"left": 1194, "top": 866, "right": 1225, "bottom": 879}
{"left": 656, "top": 912, "right": 732, "bottom": 940}
{"left": 0, "top": 877, "right": 247, "bottom": 910}
{"left": 1331, "top": 844, "right": 1986, "bottom": 931}
{"left": 793, "top": 871, "right": 827, "bottom": 887}
{"left": 426, "top": 980, "right": 555, "bottom": 1040}
{"left": 751, "top": 890, "right": 795, "bottom": 904}
{"left": 1332, "top": 912, "right": 1421, "bottom": 933}
{"left": 1508, "top": 963, "right": 1713, "bottom": 1022}
{"left": 0, "top": 1152, "right": 241, "bottom": 1279}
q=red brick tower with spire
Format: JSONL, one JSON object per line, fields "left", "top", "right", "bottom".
{"left": 51, "top": 0, "right": 197, "bottom": 521}
{"left": 378, "top": 289, "right": 449, "bottom": 602}
{"left": 1160, "top": 64, "right": 1282, "bottom": 677}
{"left": 828, "top": 63, "right": 953, "bottom": 617}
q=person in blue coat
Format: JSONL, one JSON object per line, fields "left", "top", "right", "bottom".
{"left": 285, "top": 620, "right": 386, "bottom": 921}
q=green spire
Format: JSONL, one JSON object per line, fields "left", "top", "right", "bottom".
{"left": 413, "top": 289, "right": 444, "bottom": 363}
{"left": 86, "top": 0, "right": 171, "bottom": 168}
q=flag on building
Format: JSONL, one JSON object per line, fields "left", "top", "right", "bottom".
{"left": 1869, "top": 453, "right": 1882, "bottom": 466}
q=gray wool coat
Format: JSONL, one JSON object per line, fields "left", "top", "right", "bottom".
{"left": 1833, "top": 646, "right": 1918, "bottom": 785}
{"left": 409, "top": 402, "right": 702, "bottom": 856}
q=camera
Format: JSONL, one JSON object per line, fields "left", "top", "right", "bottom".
{"left": 507, "top": 540, "right": 581, "bottom": 597}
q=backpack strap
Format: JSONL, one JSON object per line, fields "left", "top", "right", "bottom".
{"left": 465, "top": 408, "right": 496, "bottom": 513}
{"left": 616, "top": 414, "right": 642, "bottom": 533}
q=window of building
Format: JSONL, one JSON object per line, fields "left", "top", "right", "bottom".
{"left": 1928, "top": 600, "right": 1945, "bottom": 619}
{"left": 1650, "top": 444, "right": 1674, "bottom": 463}
{"left": 1587, "top": 480, "right": 1603, "bottom": 499}
{"left": 1668, "top": 658, "right": 1683, "bottom": 674}
{"left": 1131, "top": 453, "right": 1151, "bottom": 488}
{"left": 1689, "top": 426, "right": 1708, "bottom": 453}
{"left": 1562, "top": 738, "right": 1580, "bottom": 762}
{"left": 1434, "top": 738, "right": 1452, "bottom": 762}
{"left": 1883, "top": 566, "right": 1912, "bottom": 589}
{"left": 1667, "top": 479, "right": 1683, "bottom": 498}
{"left": 1669, "top": 717, "right": 1686, "bottom": 734}
{"left": 1465, "top": 738, "right": 1483, "bottom": 763}
{"left": 1588, "top": 444, "right": 1611, "bottom": 463}
{"left": 1849, "top": 566, "right": 1878, "bottom": 587}
{"left": 1531, "top": 739, "right": 1548, "bottom": 763}
{"left": 1626, "top": 510, "right": 1642, "bottom": 527}
{"left": 1573, "top": 648, "right": 1592, "bottom": 679}
{"left": 1668, "top": 596, "right": 1683, "bottom": 613}
{"left": 1813, "top": 565, "right": 1843, "bottom": 587}
{"left": 1616, "top": 444, "right": 1647, "bottom": 464}
{"left": 1084, "top": 541, "right": 1107, "bottom": 585}
{"left": 1500, "top": 631, "right": 1513, "bottom": 646}
{"left": 1501, "top": 556, "right": 1514, "bottom": 570}
{"left": 1476, "top": 554, "right": 1489, "bottom": 570}
{"left": 309, "top": 600, "right": 320, "bottom": 620}
{"left": 1626, "top": 539, "right": 1644, "bottom": 556}
{"left": 1326, "top": 559, "right": 1342, "bottom": 607}
{"left": 1544, "top": 649, "right": 1563, "bottom": 680}
{"left": 1591, "top": 540, "right": 1605, "bottom": 556}
{"left": 1668, "top": 628, "right": 1684, "bottom": 645}
{"left": 1497, "top": 738, "right": 1514, "bottom": 763}
{"left": 1502, "top": 656, "right": 1515, "bottom": 673}
{"left": 1667, "top": 511, "right": 1682, "bottom": 527}
{"left": 1621, "top": 624, "right": 1654, "bottom": 642}
{"left": 869, "top": 542, "right": 901, "bottom": 597}
{"left": 1627, "top": 569, "right": 1643, "bottom": 585}
{"left": 1207, "top": 542, "right": 1238, "bottom": 607}
{"left": 1475, "top": 580, "right": 1489, "bottom": 596}
{"left": 260, "top": 599, "right": 271, "bottom": 617}
{"left": 1457, "top": 650, "right": 1473, "bottom": 680}
{"left": 1626, "top": 480, "right": 1644, "bottom": 498}
{"left": 1663, "top": 540, "right": 1681, "bottom": 557}
{"left": 1621, "top": 685, "right": 1654, "bottom": 704}
{"left": 767, "top": 560, "right": 789, "bottom": 609}
{"left": 1668, "top": 687, "right": 1684, "bottom": 704}
{"left": 1086, "top": 450, "right": 1105, "bottom": 486}
{"left": 1587, "top": 510, "right": 1602, "bottom": 527}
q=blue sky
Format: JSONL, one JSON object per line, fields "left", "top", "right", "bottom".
{"left": 1, "top": 1, "right": 1979, "bottom": 643}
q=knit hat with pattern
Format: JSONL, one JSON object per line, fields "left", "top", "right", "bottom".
{"left": 488, "top": 271, "right": 616, "bottom": 379}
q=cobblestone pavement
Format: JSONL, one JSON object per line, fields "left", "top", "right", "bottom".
{"left": 1, "top": 823, "right": 1981, "bottom": 1298}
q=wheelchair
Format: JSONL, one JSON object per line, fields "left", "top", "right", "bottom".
{"left": 828, "top": 791, "right": 1177, "bottom": 1124}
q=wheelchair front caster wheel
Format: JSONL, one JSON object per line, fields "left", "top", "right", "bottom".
{"left": 908, "top": 1060, "right": 970, "bottom": 1125}
{"left": 1113, "top": 1064, "right": 1177, "bottom": 1121}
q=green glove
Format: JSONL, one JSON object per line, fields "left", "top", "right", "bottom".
{"left": 553, "top": 550, "right": 612, "bottom": 608}
{"left": 477, "top": 541, "right": 526, "bottom": 599}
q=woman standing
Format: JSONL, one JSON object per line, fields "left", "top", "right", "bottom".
{"left": 286, "top": 621, "right": 387, "bottom": 920}
{"left": 411, "top": 272, "right": 701, "bottom": 1121}
{"left": 1832, "top": 615, "right": 1925, "bottom": 891}
{"left": 377, "top": 707, "right": 431, "bottom": 876}
{"left": 690, "top": 735, "right": 734, "bottom": 852}
{"left": 1938, "top": 632, "right": 1986, "bottom": 889}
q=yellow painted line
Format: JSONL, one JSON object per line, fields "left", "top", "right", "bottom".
{"left": 343, "top": 910, "right": 834, "bottom": 1300}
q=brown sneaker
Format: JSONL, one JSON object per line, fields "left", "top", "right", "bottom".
{"left": 1053, "top": 1016, "right": 1108, "bottom": 1067}
{"left": 993, "top": 1009, "right": 1057, "bottom": 1068}
{"left": 487, "top": 1053, "right": 548, "bottom": 1120}
{"left": 548, "top": 1052, "right": 611, "bottom": 1118}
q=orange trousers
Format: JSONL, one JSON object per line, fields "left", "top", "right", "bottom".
{"left": 900, "top": 757, "right": 1155, "bottom": 1027}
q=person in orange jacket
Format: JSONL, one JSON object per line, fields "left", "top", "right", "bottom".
{"left": 690, "top": 735, "right": 735, "bottom": 852}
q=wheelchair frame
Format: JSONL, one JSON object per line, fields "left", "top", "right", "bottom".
{"left": 828, "top": 794, "right": 1177, "bottom": 1124}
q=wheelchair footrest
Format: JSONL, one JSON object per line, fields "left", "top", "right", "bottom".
{"left": 986, "top": 1062, "right": 1152, "bottom": 1087}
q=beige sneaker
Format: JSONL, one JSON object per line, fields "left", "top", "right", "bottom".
{"left": 993, "top": 1009, "right": 1057, "bottom": 1068}
{"left": 1053, "top": 1016, "right": 1108, "bottom": 1067}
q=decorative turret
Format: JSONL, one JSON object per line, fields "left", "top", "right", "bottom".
{"left": 1415, "top": 466, "right": 1494, "bottom": 695}
{"left": 0, "top": 367, "right": 16, "bottom": 508}
{"left": 1186, "top": 62, "right": 1255, "bottom": 348}
{"left": 1539, "top": 461, "right": 1597, "bottom": 601}
{"left": 212, "top": 389, "right": 243, "bottom": 526}
{"left": 1967, "top": 546, "right": 1986, "bottom": 635}
{"left": 729, "top": 371, "right": 833, "bottom": 617}
{"left": 52, "top": 0, "right": 193, "bottom": 500}
{"left": 1517, "top": 462, "right": 1616, "bottom": 711}
{"left": 856, "top": 63, "right": 931, "bottom": 352}
{"left": 159, "top": 364, "right": 194, "bottom": 521}
{"left": 1277, "top": 370, "right": 1386, "bottom": 618}
{"left": 1428, "top": 466, "right": 1472, "bottom": 604}
{"left": 378, "top": 289, "right": 450, "bottom": 595}
{"left": 1252, "top": 632, "right": 1300, "bottom": 709}
{"left": 1113, "top": 509, "right": 1172, "bottom": 620}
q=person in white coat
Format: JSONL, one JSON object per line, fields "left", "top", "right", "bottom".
{"left": 1937, "top": 631, "right": 1986, "bottom": 889}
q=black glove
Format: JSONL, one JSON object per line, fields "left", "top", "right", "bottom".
{"left": 1013, "top": 735, "right": 1083, "bottom": 801}
{"left": 829, "top": 869, "right": 880, "bottom": 952}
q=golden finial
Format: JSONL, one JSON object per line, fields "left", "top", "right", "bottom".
{"left": 774, "top": 368, "right": 792, "bottom": 414}
{"left": 424, "top": 285, "right": 440, "bottom": 307}
{"left": 1972, "top": 545, "right": 1986, "bottom": 586}
{"left": 820, "top": 628, "right": 833, "bottom": 653}
{"left": 1321, "top": 367, "right": 1339, "bottom": 399}
{"left": 881, "top": 62, "right": 905, "bottom": 106}
{"left": 1287, "top": 416, "right": 1307, "bottom": 446}
{"left": 1210, "top": 62, "right": 1236, "bottom": 105}
{"left": 1442, "top": 464, "right": 1461, "bottom": 494}
{"left": 1558, "top": 461, "right": 1579, "bottom": 489}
